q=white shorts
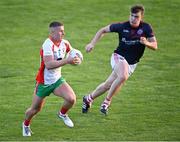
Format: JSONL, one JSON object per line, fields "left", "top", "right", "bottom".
{"left": 111, "top": 53, "right": 137, "bottom": 76}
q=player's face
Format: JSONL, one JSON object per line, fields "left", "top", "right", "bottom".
{"left": 52, "top": 26, "right": 65, "bottom": 41}
{"left": 129, "top": 12, "right": 143, "bottom": 28}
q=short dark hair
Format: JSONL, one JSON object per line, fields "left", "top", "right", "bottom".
{"left": 49, "top": 21, "right": 63, "bottom": 28}
{"left": 131, "top": 5, "right": 145, "bottom": 15}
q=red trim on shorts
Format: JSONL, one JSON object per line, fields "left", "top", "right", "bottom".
{"left": 35, "top": 82, "right": 39, "bottom": 94}
{"left": 114, "top": 53, "right": 119, "bottom": 64}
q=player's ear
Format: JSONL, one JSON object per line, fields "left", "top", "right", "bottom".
{"left": 49, "top": 27, "right": 55, "bottom": 34}
{"left": 141, "top": 12, "right": 144, "bottom": 19}
{"left": 141, "top": 15, "right": 144, "bottom": 19}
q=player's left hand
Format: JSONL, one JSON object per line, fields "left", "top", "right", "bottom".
{"left": 72, "top": 57, "right": 81, "bottom": 65}
{"left": 140, "top": 37, "right": 148, "bottom": 45}
{"left": 85, "top": 43, "right": 94, "bottom": 53}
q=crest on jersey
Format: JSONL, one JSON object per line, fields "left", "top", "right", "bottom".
{"left": 137, "top": 29, "right": 143, "bottom": 35}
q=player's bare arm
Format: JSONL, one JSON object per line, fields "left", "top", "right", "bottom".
{"left": 85, "top": 25, "right": 110, "bottom": 53}
{"left": 44, "top": 55, "right": 80, "bottom": 69}
{"left": 140, "top": 36, "right": 158, "bottom": 50}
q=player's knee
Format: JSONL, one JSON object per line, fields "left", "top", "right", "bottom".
{"left": 67, "top": 96, "right": 76, "bottom": 105}
{"left": 119, "top": 73, "right": 128, "bottom": 82}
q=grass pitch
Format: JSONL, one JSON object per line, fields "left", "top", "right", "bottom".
{"left": 0, "top": 0, "right": 180, "bottom": 141}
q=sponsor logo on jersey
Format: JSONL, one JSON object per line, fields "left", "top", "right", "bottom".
{"left": 122, "top": 38, "right": 139, "bottom": 45}
{"left": 123, "top": 29, "right": 129, "bottom": 33}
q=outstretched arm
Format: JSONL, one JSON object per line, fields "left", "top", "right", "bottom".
{"left": 140, "top": 36, "right": 158, "bottom": 50}
{"left": 85, "top": 25, "right": 111, "bottom": 53}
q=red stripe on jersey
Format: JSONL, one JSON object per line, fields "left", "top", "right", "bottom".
{"left": 36, "top": 49, "right": 45, "bottom": 84}
{"left": 65, "top": 42, "right": 70, "bottom": 53}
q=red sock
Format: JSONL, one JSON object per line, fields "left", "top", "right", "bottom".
{"left": 60, "top": 107, "right": 68, "bottom": 115}
{"left": 24, "top": 119, "right": 31, "bottom": 126}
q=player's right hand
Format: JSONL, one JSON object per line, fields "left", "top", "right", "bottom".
{"left": 66, "top": 56, "right": 81, "bottom": 65}
{"left": 85, "top": 43, "right": 94, "bottom": 53}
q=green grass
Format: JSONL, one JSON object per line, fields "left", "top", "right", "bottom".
{"left": 0, "top": 0, "right": 180, "bottom": 141}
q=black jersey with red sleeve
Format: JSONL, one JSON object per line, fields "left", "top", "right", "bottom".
{"left": 110, "top": 21, "right": 154, "bottom": 65}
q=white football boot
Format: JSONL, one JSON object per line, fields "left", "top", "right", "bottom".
{"left": 58, "top": 113, "right": 74, "bottom": 128}
{"left": 22, "top": 123, "right": 33, "bottom": 136}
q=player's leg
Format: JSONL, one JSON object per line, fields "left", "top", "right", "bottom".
{"left": 24, "top": 95, "right": 45, "bottom": 123}
{"left": 100, "top": 59, "right": 129, "bottom": 115}
{"left": 23, "top": 86, "right": 46, "bottom": 136}
{"left": 92, "top": 71, "right": 118, "bottom": 99}
{"left": 53, "top": 81, "right": 76, "bottom": 127}
{"left": 108, "top": 59, "right": 129, "bottom": 100}
{"left": 82, "top": 71, "right": 117, "bottom": 113}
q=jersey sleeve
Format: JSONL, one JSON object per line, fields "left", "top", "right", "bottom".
{"left": 110, "top": 23, "right": 123, "bottom": 33}
{"left": 42, "top": 40, "right": 53, "bottom": 56}
{"left": 145, "top": 24, "right": 155, "bottom": 38}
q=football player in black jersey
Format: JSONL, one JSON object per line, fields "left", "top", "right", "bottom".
{"left": 82, "top": 5, "right": 157, "bottom": 115}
